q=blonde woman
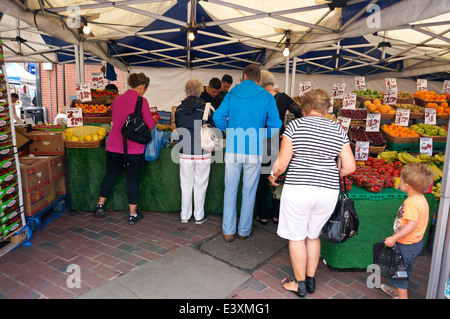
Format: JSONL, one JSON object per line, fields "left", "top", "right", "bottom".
{"left": 269, "top": 89, "right": 356, "bottom": 297}
{"left": 175, "top": 78, "right": 215, "bottom": 224}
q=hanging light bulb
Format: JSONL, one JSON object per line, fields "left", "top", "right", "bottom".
{"left": 83, "top": 24, "right": 91, "bottom": 35}
{"left": 283, "top": 46, "right": 290, "bottom": 57}
{"left": 187, "top": 30, "right": 195, "bottom": 41}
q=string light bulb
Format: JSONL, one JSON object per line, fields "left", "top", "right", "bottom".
{"left": 283, "top": 31, "right": 290, "bottom": 57}
{"left": 83, "top": 24, "right": 90, "bottom": 35}
{"left": 187, "top": 30, "right": 195, "bottom": 41}
{"left": 283, "top": 46, "right": 290, "bottom": 57}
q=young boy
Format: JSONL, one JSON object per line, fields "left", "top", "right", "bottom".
{"left": 381, "top": 162, "right": 434, "bottom": 299}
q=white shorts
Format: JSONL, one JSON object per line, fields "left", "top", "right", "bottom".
{"left": 277, "top": 184, "right": 339, "bottom": 241}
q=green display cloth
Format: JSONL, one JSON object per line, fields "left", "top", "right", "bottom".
{"left": 67, "top": 147, "right": 242, "bottom": 214}
{"left": 320, "top": 192, "right": 436, "bottom": 269}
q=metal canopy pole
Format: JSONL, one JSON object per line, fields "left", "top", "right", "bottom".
{"left": 284, "top": 56, "right": 289, "bottom": 96}
{"left": 290, "top": 57, "right": 297, "bottom": 97}
{"left": 427, "top": 124, "right": 450, "bottom": 299}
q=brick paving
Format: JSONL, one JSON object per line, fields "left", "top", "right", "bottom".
{"left": 0, "top": 210, "right": 432, "bottom": 299}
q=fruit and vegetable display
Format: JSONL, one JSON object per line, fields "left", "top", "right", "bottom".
{"left": 381, "top": 123, "right": 420, "bottom": 138}
{"left": 91, "top": 89, "right": 118, "bottom": 98}
{"left": 347, "top": 158, "right": 400, "bottom": 193}
{"left": 73, "top": 102, "right": 111, "bottom": 114}
{"left": 340, "top": 108, "right": 367, "bottom": 120}
{"left": 395, "top": 103, "right": 425, "bottom": 114}
{"left": 364, "top": 99, "right": 396, "bottom": 114}
{"left": 349, "top": 126, "right": 386, "bottom": 147}
{"left": 424, "top": 102, "right": 450, "bottom": 116}
{"left": 414, "top": 90, "right": 447, "bottom": 101}
{"left": 411, "top": 123, "right": 447, "bottom": 137}
{"left": 353, "top": 88, "right": 383, "bottom": 99}
{"left": 63, "top": 125, "right": 107, "bottom": 143}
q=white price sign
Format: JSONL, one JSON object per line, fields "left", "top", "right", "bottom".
{"left": 299, "top": 81, "right": 311, "bottom": 96}
{"left": 336, "top": 116, "right": 351, "bottom": 132}
{"left": 328, "top": 97, "right": 334, "bottom": 113}
{"left": 342, "top": 93, "right": 357, "bottom": 109}
{"left": 355, "top": 141, "right": 370, "bottom": 161}
{"left": 66, "top": 107, "right": 83, "bottom": 127}
{"left": 417, "top": 79, "right": 427, "bottom": 92}
{"left": 75, "top": 83, "right": 92, "bottom": 102}
{"left": 395, "top": 108, "right": 410, "bottom": 126}
{"left": 332, "top": 83, "right": 345, "bottom": 99}
{"left": 383, "top": 90, "right": 398, "bottom": 105}
{"left": 355, "top": 76, "right": 366, "bottom": 90}
{"left": 443, "top": 80, "right": 450, "bottom": 94}
{"left": 385, "top": 78, "right": 397, "bottom": 91}
{"left": 91, "top": 72, "right": 105, "bottom": 90}
{"left": 366, "top": 113, "right": 381, "bottom": 132}
{"left": 424, "top": 108, "right": 437, "bottom": 125}
{"left": 420, "top": 137, "right": 433, "bottom": 156}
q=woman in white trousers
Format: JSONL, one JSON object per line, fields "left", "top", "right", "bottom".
{"left": 175, "top": 78, "right": 215, "bottom": 224}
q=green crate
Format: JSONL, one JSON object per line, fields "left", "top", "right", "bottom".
{"left": 349, "top": 186, "right": 406, "bottom": 200}
{"left": 386, "top": 141, "right": 419, "bottom": 153}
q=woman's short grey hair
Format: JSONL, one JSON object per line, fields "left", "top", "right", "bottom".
{"left": 259, "top": 70, "right": 276, "bottom": 88}
{"left": 185, "top": 78, "right": 204, "bottom": 97}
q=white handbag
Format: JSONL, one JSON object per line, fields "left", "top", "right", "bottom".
{"left": 200, "top": 103, "right": 222, "bottom": 152}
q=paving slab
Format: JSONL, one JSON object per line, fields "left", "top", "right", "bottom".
{"left": 77, "top": 245, "right": 251, "bottom": 299}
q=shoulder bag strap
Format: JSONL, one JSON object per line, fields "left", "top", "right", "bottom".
{"left": 135, "top": 96, "right": 143, "bottom": 115}
{"left": 202, "top": 102, "right": 213, "bottom": 123}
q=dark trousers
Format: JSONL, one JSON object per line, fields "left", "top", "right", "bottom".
{"left": 255, "top": 173, "right": 280, "bottom": 219}
{"left": 99, "top": 151, "right": 145, "bottom": 205}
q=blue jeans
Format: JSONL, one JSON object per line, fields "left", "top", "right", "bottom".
{"left": 222, "top": 153, "right": 262, "bottom": 236}
{"left": 388, "top": 240, "right": 423, "bottom": 289}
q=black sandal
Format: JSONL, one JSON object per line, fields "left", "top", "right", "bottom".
{"left": 281, "top": 277, "right": 307, "bottom": 298}
{"left": 255, "top": 216, "right": 268, "bottom": 225}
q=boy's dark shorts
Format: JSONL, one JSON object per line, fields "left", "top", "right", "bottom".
{"left": 388, "top": 240, "right": 423, "bottom": 289}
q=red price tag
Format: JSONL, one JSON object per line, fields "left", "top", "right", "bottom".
{"left": 76, "top": 83, "right": 92, "bottom": 102}
{"left": 298, "top": 81, "right": 311, "bottom": 96}
{"left": 332, "top": 83, "right": 345, "bottom": 98}
{"left": 66, "top": 107, "right": 83, "bottom": 127}
{"left": 336, "top": 116, "right": 351, "bottom": 132}
{"left": 355, "top": 141, "right": 369, "bottom": 161}
{"left": 424, "top": 108, "right": 436, "bottom": 125}
{"left": 342, "top": 93, "right": 357, "bottom": 109}
{"left": 355, "top": 76, "right": 366, "bottom": 90}
{"left": 395, "top": 109, "right": 410, "bottom": 126}
{"left": 385, "top": 78, "right": 397, "bottom": 91}
{"left": 420, "top": 137, "right": 433, "bottom": 156}
{"left": 383, "top": 90, "right": 397, "bottom": 105}
{"left": 443, "top": 80, "right": 450, "bottom": 94}
{"left": 366, "top": 113, "right": 381, "bottom": 132}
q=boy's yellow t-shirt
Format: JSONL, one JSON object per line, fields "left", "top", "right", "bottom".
{"left": 393, "top": 194, "right": 429, "bottom": 245}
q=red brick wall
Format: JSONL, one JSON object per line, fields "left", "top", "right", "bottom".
{"left": 39, "top": 63, "right": 126, "bottom": 122}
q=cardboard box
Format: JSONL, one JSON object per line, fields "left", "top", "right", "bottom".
{"left": 20, "top": 154, "right": 66, "bottom": 181}
{"left": 23, "top": 182, "right": 56, "bottom": 217}
{"left": 19, "top": 158, "right": 50, "bottom": 191}
{"left": 28, "top": 131, "right": 64, "bottom": 155}
{"left": 0, "top": 170, "right": 18, "bottom": 191}
{"left": 54, "top": 175, "right": 67, "bottom": 195}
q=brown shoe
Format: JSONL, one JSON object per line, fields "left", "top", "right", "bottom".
{"left": 222, "top": 230, "right": 234, "bottom": 242}
{"left": 237, "top": 228, "right": 253, "bottom": 240}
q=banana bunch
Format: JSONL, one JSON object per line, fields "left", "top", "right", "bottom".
{"left": 433, "top": 153, "right": 445, "bottom": 164}
{"left": 397, "top": 151, "right": 423, "bottom": 164}
{"left": 377, "top": 150, "right": 397, "bottom": 161}
{"left": 432, "top": 182, "right": 441, "bottom": 201}
{"left": 428, "top": 161, "right": 443, "bottom": 182}
{"left": 417, "top": 153, "right": 433, "bottom": 162}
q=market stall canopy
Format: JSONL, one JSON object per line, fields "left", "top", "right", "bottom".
{"left": 0, "top": 0, "right": 449, "bottom": 81}
{"left": 5, "top": 62, "right": 35, "bottom": 84}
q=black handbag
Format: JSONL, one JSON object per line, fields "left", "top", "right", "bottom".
{"left": 373, "top": 242, "right": 408, "bottom": 280}
{"left": 320, "top": 177, "right": 359, "bottom": 243}
{"left": 122, "top": 96, "right": 152, "bottom": 163}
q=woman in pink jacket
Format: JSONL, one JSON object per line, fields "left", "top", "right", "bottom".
{"left": 94, "top": 73, "right": 155, "bottom": 225}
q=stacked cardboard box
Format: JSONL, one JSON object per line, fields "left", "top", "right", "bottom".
{"left": 19, "top": 131, "right": 67, "bottom": 217}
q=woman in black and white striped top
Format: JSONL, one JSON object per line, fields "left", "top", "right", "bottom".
{"left": 269, "top": 89, "right": 356, "bottom": 298}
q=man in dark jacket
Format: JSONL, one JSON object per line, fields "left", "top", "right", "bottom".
{"left": 200, "top": 77, "right": 223, "bottom": 110}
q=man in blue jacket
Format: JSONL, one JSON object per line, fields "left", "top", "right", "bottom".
{"left": 213, "top": 64, "right": 282, "bottom": 242}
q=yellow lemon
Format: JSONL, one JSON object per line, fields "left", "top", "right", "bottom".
{"left": 71, "top": 136, "right": 80, "bottom": 141}
{"left": 97, "top": 129, "right": 106, "bottom": 137}
{"left": 92, "top": 134, "right": 99, "bottom": 141}
{"left": 66, "top": 131, "right": 74, "bottom": 137}
{"left": 85, "top": 135, "right": 93, "bottom": 142}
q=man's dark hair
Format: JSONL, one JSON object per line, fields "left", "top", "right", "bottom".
{"left": 11, "top": 93, "right": 19, "bottom": 99}
{"left": 243, "top": 64, "right": 261, "bottom": 82}
{"left": 105, "top": 84, "right": 118, "bottom": 91}
{"left": 209, "top": 77, "right": 221, "bottom": 90}
{"left": 222, "top": 74, "right": 233, "bottom": 84}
